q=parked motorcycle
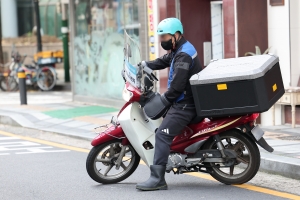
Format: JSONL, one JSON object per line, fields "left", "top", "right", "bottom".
{"left": 86, "top": 31, "right": 274, "bottom": 185}
{"left": 0, "top": 51, "right": 57, "bottom": 91}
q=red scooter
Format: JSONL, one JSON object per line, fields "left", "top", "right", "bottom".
{"left": 86, "top": 46, "right": 274, "bottom": 185}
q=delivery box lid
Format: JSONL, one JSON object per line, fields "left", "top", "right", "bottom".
{"left": 190, "top": 54, "right": 279, "bottom": 85}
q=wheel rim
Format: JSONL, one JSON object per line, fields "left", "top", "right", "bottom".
{"left": 37, "top": 67, "right": 56, "bottom": 90}
{"left": 207, "top": 136, "right": 252, "bottom": 179}
{"left": 93, "top": 142, "right": 137, "bottom": 180}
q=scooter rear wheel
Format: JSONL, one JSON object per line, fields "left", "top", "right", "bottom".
{"left": 86, "top": 139, "right": 140, "bottom": 184}
{"left": 202, "top": 129, "right": 260, "bottom": 185}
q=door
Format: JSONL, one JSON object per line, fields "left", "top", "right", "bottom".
{"left": 210, "top": 1, "right": 224, "bottom": 59}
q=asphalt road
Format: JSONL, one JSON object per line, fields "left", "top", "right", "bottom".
{"left": 0, "top": 126, "right": 299, "bottom": 200}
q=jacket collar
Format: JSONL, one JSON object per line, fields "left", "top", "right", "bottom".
{"left": 172, "top": 36, "right": 187, "bottom": 53}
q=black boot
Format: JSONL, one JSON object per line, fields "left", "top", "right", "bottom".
{"left": 136, "top": 165, "right": 168, "bottom": 191}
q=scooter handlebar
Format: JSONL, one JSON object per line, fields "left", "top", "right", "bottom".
{"left": 140, "top": 61, "right": 158, "bottom": 81}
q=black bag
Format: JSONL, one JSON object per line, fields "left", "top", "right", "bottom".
{"left": 144, "top": 93, "right": 171, "bottom": 120}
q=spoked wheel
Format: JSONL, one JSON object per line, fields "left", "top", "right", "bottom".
{"left": 0, "top": 76, "right": 18, "bottom": 91}
{"left": 36, "top": 67, "right": 56, "bottom": 91}
{"left": 86, "top": 139, "right": 140, "bottom": 184}
{"left": 202, "top": 129, "right": 260, "bottom": 185}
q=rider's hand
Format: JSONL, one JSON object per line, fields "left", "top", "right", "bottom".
{"left": 140, "top": 61, "right": 148, "bottom": 68}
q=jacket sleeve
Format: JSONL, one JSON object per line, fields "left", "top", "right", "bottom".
{"left": 164, "top": 52, "right": 193, "bottom": 102}
{"left": 145, "top": 53, "right": 172, "bottom": 70}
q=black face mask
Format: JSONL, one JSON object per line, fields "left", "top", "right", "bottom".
{"left": 161, "top": 38, "right": 173, "bottom": 50}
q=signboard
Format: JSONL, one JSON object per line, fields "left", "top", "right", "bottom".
{"left": 270, "top": 0, "right": 284, "bottom": 6}
{"left": 147, "top": 0, "right": 156, "bottom": 61}
{"left": 124, "top": 60, "right": 140, "bottom": 88}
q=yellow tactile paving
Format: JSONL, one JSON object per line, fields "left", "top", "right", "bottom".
{"left": 264, "top": 131, "right": 291, "bottom": 139}
{"left": 17, "top": 105, "right": 54, "bottom": 112}
{"left": 74, "top": 116, "right": 110, "bottom": 125}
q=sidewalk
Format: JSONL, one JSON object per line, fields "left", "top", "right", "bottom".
{"left": 0, "top": 91, "right": 118, "bottom": 140}
{"left": 0, "top": 91, "right": 299, "bottom": 179}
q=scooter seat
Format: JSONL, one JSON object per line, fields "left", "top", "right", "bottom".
{"left": 190, "top": 116, "right": 204, "bottom": 124}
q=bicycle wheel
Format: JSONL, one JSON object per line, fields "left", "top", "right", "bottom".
{"left": 36, "top": 66, "right": 57, "bottom": 91}
{"left": 0, "top": 76, "right": 18, "bottom": 91}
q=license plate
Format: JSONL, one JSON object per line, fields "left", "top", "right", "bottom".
{"left": 251, "top": 125, "right": 265, "bottom": 141}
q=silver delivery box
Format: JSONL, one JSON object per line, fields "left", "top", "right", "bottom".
{"left": 189, "top": 54, "right": 284, "bottom": 117}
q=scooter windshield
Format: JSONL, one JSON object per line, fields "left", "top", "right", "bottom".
{"left": 123, "top": 30, "right": 142, "bottom": 89}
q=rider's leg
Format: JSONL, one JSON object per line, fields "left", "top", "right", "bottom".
{"left": 136, "top": 104, "right": 196, "bottom": 191}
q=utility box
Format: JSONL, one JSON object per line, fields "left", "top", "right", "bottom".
{"left": 190, "top": 54, "right": 285, "bottom": 117}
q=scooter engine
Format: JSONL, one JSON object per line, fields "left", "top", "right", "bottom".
{"left": 166, "top": 153, "right": 187, "bottom": 172}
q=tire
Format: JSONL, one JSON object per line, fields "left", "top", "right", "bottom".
{"left": 202, "top": 129, "right": 260, "bottom": 185}
{"left": 36, "top": 66, "right": 56, "bottom": 91}
{"left": 86, "top": 139, "right": 140, "bottom": 184}
{"left": 0, "top": 76, "right": 18, "bottom": 91}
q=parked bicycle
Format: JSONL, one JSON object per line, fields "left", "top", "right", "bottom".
{"left": 0, "top": 51, "right": 57, "bottom": 91}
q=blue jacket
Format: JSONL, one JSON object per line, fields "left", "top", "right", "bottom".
{"left": 146, "top": 37, "right": 202, "bottom": 104}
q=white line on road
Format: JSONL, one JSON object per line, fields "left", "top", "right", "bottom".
{"left": 0, "top": 140, "right": 70, "bottom": 154}
{"left": 0, "top": 137, "right": 19, "bottom": 140}
{"left": 16, "top": 150, "right": 70, "bottom": 154}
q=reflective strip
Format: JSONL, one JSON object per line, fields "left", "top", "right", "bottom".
{"left": 176, "top": 62, "right": 189, "bottom": 70}
{"left": 61, "top": 27, "right": 69, "bottom": 33}
{"left": 192, "top": 52, "right": 197, "bottom": 59}
{"left": 273, "top": 84, "right": 277, "bottom": 92}
{"left": 18, "top": 72, "right": 26, "bottom": 79}
{"left": 217, "top": 84, "right": 227, "bottom": 90}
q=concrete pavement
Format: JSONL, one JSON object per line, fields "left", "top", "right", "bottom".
{"left": 0, "top": 91, "right": 299, "bottom": 180}
{"left": 2, "top": 130, "right": 299, "bottom": 200}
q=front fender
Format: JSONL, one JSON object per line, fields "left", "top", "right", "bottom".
{"left": 91, "top": 125, "right": 126, "bottom": 146}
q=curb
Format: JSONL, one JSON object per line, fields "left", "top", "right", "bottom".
{"left": 0, "top": 115, "right": 21, "bottom": 127}
{"left": 1, "top": 114, "right": 299, "bottom": 180}
{"left": 260, "top": 152, "right": 300, "bottom": 180}
{"left": 0, "top": 114, "right": 93, "bottom": 142}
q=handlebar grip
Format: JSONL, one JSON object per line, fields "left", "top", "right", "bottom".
{"left": 141, "top": 61, "right": 159, "bottom": 81}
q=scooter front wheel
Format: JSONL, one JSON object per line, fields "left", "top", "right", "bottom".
{"left": 86, "top": 139, "right": 140, "bottom": 184}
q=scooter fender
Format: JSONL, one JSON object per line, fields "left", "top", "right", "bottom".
{"left": 91, "top": 125, "right": 126, "bottom": 146}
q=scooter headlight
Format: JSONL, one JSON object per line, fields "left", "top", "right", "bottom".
{"left": 122, "top": 86, "right": 133, "bottom": 102}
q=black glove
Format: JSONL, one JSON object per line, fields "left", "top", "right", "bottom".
{"left": 161, "top": 93, "right": 171, "bottom": 107}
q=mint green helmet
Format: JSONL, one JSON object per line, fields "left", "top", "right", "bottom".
{"left": 157, "top": 18, "right": 183, "bottom": 35}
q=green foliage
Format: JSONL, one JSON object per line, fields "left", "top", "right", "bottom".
{"left": 245, "top": 46, "right": 271, "bottom": 56}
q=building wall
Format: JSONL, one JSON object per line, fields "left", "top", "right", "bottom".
{"left": 156, "top": 0, "right": 212, "bottom": 93}
{"left": 180, "top": 0, "right": 212, "bottom": 68}
{"left": 156, "top": 0, "right": 177, "bottom": 93}
{"left": 223, "top": 0, "right": 236, "bottom": 58}
{"left": 267, "top": 0, "right": 291, "bottom": 88}
{"left": 236, "top": 0, "right": 268, "bottom": 57}
{"left": 285, "top": 0, "right": 300, "bottom": 124}
{"left": 261, "top": 0, "right": 300, "bottom": 126}
{"left": 290, "top": 0, "right": 300, "bottom": 87}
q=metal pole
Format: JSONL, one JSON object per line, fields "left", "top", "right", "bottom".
{"left": 61, "top": 2, "right": 70, "bottom": 82}
{"left": 33, "top": 0, "right": 42, "bottom": 52}
{"left": 69, "top": 0, "right": 76, "bottom": 101}
{"left": 18, "top": 68, "right": 27, "bottom": 105}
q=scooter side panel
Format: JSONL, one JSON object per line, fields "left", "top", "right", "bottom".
{"left": 118, "top": 102, "right": 162, "bottom": 166}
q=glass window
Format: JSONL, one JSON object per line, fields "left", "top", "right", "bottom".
{"left": 73, "top": 0, "right": 140, "bottom": 99}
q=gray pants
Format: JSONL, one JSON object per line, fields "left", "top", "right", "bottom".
{"left": 153, "top": 103, "right": 197, "bottom": 165}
